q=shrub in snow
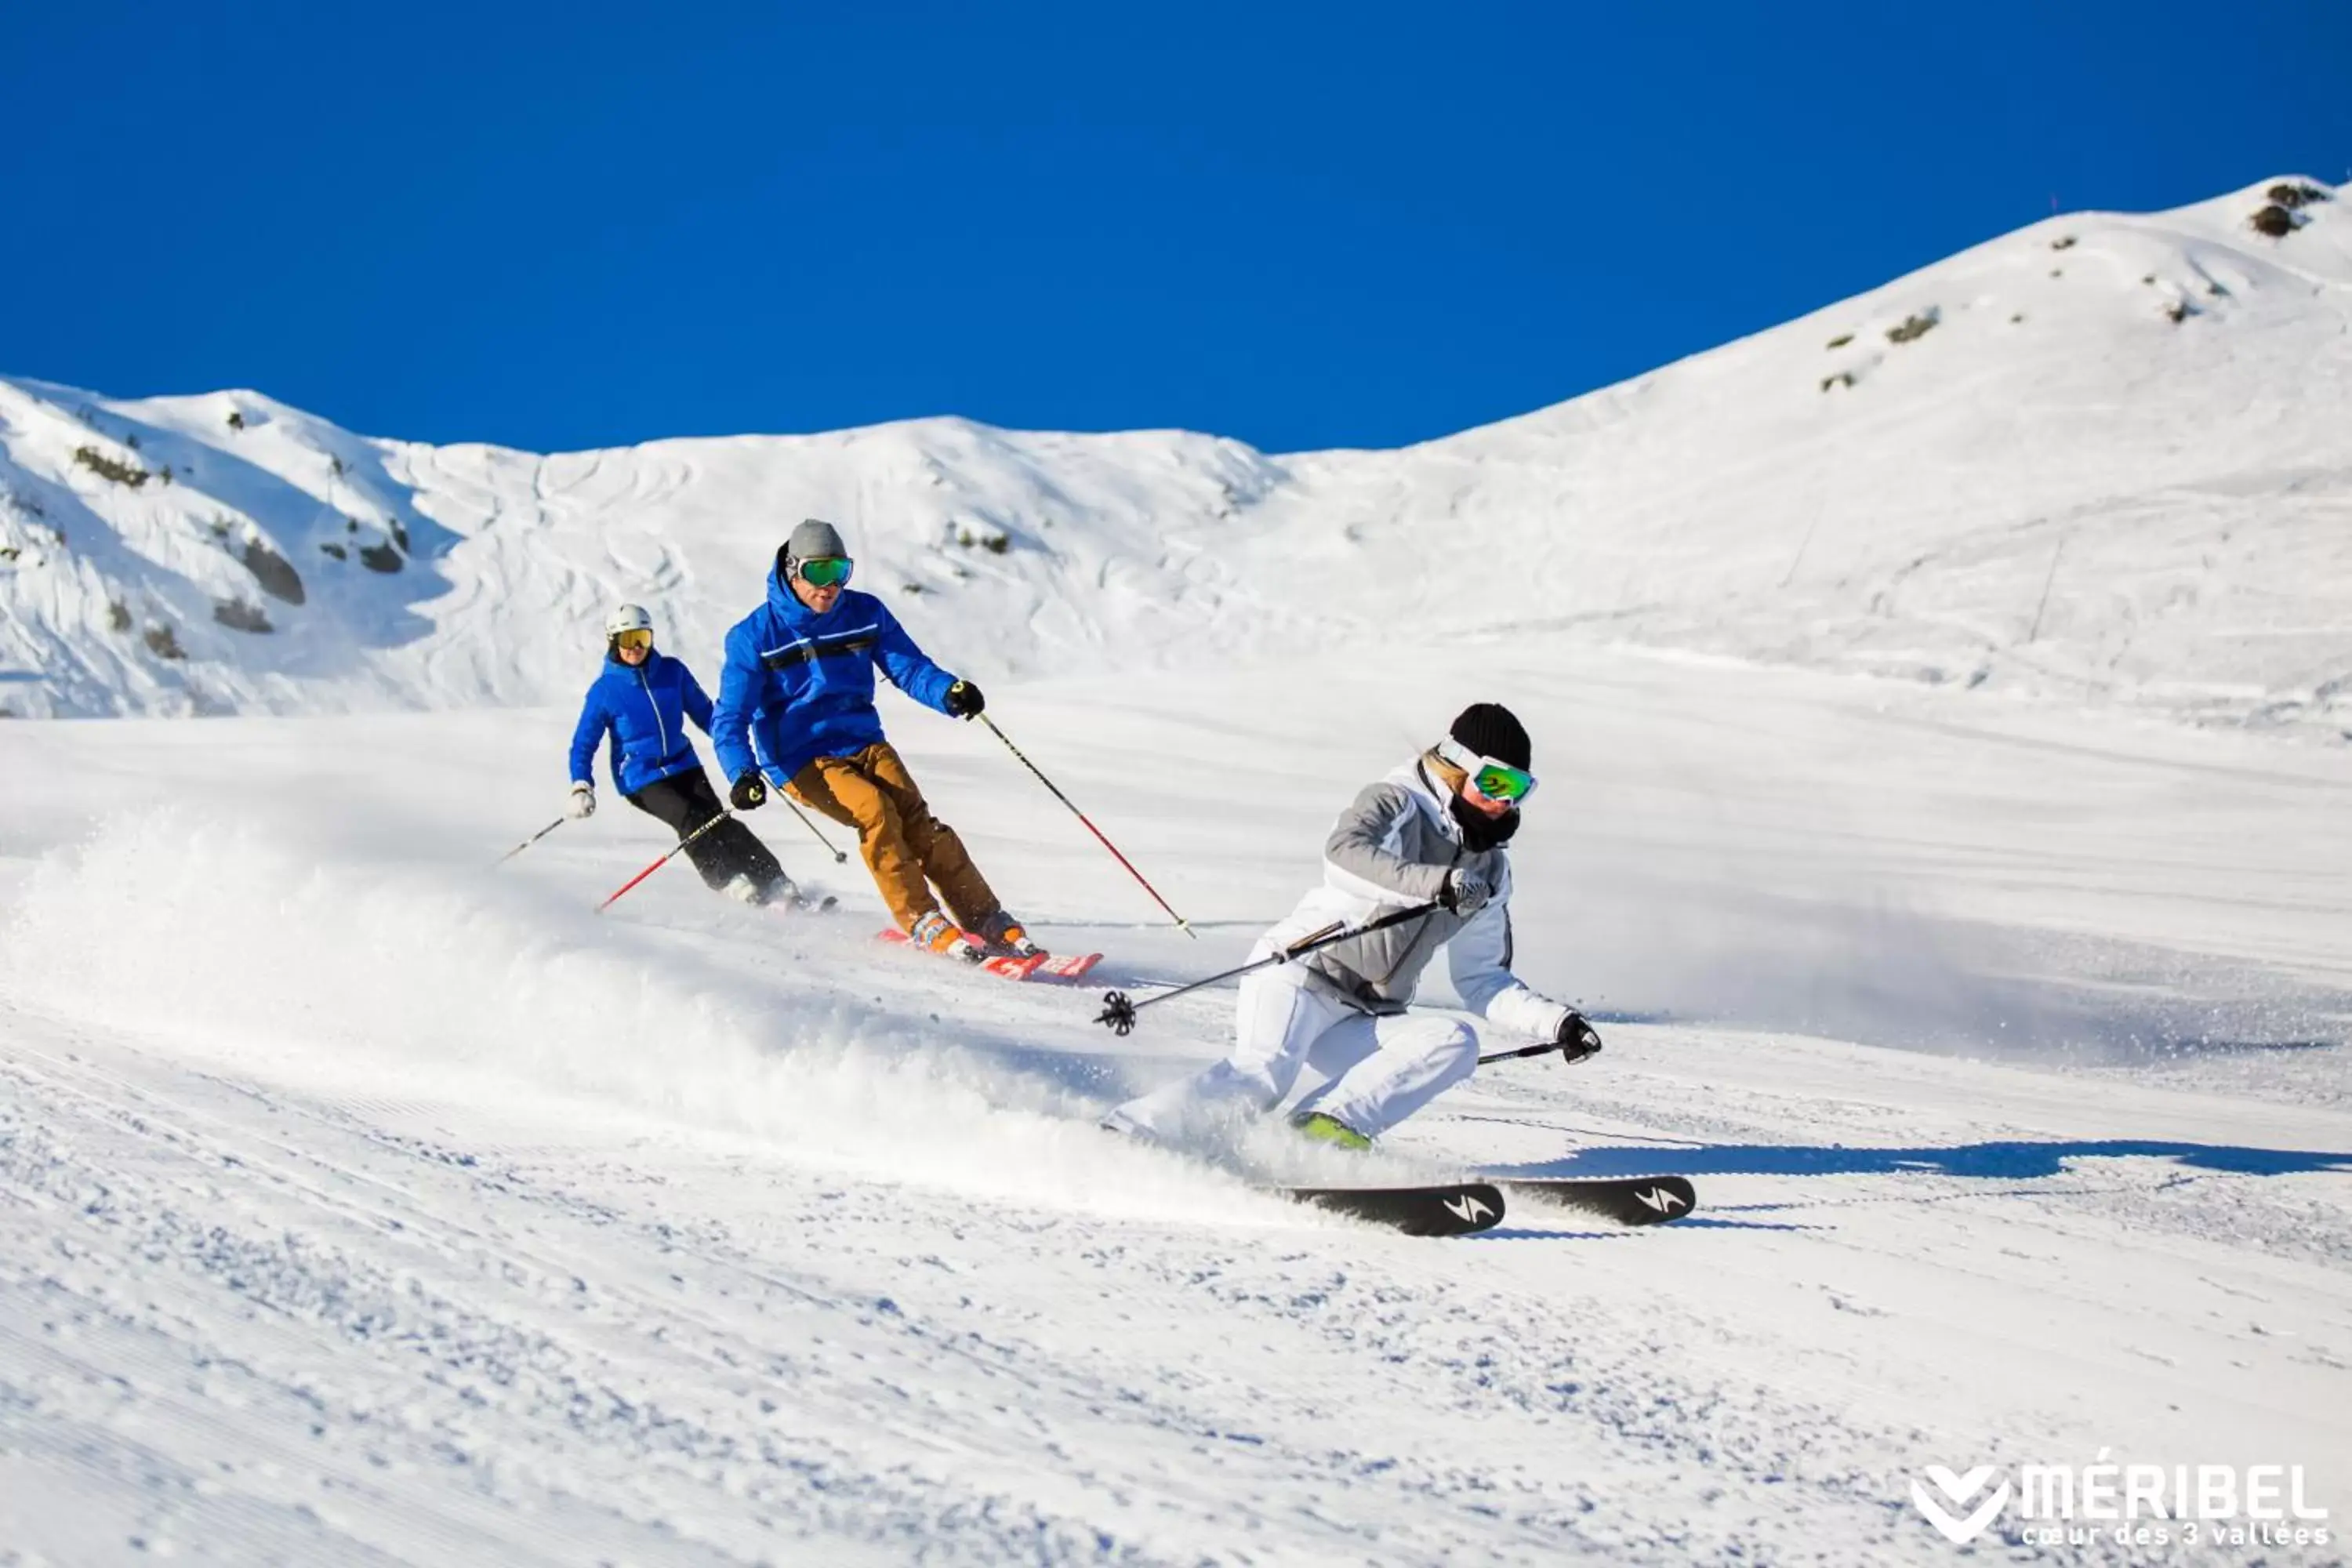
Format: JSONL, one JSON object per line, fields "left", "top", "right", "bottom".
{"left": 72, "top": 446, "right": 149, "bottom": 488}
{"left": 1820, "top": 371, "right": 1857, "bottom": 393}
{"left": 226, "top": 409, "right": 246, "bottom": 431}
{"left": 1825, "top": 333, "right": 1854, "bottom": 349}
{"left": 2050, "top": 234, "right": 2078, "bottom": 250}
{"left": 358, "top": 541, "right": 403, "bottom": 573}
{"left": 2249, "top": 205, "right": 2297, "bottom": 238}
{"left": 239, "top": 537, "right": 306, "bottom": 604}
{"left": 107, "top": 601, "right": 131, "bottom": 633}
{"left": 143, "top": 624, "right": 186, "bottom": 660}
{"left": 1886, "top": 310, "right": 1940, "bottom": 344}
{"left": 319, "top": 541, "right": 347, "bottom": 561}
{"left": 212, "top": 599, "right": 273, "bottom": 633}
{"left": 2268, "top": 181, "right": 2329, "bottom": 209}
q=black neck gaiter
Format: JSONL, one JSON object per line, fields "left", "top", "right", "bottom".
{"left": 1450, "top": 794, "right": 1520, "bottom": 851}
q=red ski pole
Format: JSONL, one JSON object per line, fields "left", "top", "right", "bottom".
{"left": 978, "top": 713, "right": 1196, "bottom": 938}
{"left": 596, "top": 811, "right": 733, "bottom": 913}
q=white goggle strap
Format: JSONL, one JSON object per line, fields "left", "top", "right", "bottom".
{"left": 1436, "top": 736, "right": 1490, "bottom": 775}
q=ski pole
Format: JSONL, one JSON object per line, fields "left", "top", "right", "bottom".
{"left": 1479, "top": 1013, "right": 1603, "bottom": 1067}
{"left": 495, "top": 816, "right": 567, "bottom": 866}
{"left": 978, "top": 713, "right": 1196, "bottom": 938}
{"left": 596, "top": 811, "right": 735, "bottom": 913}
{"left": 1096, "top": 900, "right": 1443, "bottom": 1035}
{"left": 1478, "top": 1040, "right": 1564, "bottom": 1065}
{"left": 779, "top": 793, "right": 850, "bottom": 863}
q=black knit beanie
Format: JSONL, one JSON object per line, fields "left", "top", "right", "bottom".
{"left": 1448, "top": 703, "right": 1530, "bottom": 769}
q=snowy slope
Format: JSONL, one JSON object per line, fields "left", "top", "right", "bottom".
{"left": 4, "top": 176, "right": 2347, "bottom": 735}
{"left": 2, "top": 645, "right": 2348, "bottom": 1565}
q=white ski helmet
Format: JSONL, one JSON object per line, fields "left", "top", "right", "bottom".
{"left": 604, "top": 603, "right": 654, "bottom": 639}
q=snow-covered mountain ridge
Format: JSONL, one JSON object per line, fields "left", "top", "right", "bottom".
{"left": 2, "top": 175, "right": 2345, "bottom": 735}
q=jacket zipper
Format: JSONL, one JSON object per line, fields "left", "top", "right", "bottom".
{"left": 637, "top": 666, "right": 670, "bottom": 764}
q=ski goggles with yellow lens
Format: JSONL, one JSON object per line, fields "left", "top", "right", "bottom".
{"left": 794, "top": 556, "right": 855, "bottom": 589}
{"left": 1437, "top": 737, "right": 1537, "bottom": 804}
{"left": 612, "top": 628, "right": 654, "bottom": 654}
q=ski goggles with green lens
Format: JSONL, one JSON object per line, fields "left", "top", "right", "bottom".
{"left": 793, "top": 555, "right": 855, "bottom": 589}
{"left": 1437, "top": 738, "right": 1537, "bottom": 804}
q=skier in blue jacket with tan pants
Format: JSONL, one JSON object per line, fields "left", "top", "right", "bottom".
{"left": 568, "top": 604, "right": 798, "bottom": 906}
{"left": 710, "top": 519, "right": 1035, "bottom": 962}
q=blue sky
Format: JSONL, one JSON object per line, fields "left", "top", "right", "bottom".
{"left": 3, "top": 3, "right": 2345, "bottom": 455}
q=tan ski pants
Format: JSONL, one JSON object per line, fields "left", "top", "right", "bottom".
{"left": 786, "top": 742, "right": 1000, "bottom": 932}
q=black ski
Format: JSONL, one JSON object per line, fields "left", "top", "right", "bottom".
{"left": 1497, "top": 1174, "right": 1697, "bottom": 1226}
{"left": 1276, "top": 1182, "right": 1507, "bottom": 1237}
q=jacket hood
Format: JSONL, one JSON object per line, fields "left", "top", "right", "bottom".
{"left": 764, "top": 562, "right": 804, "bottom": 619}
{"left": 1403, "top": 750, "right": 1519, "bottom": 850}
{"left": 1389, "top": 756, "right": 1461, "bottom": 844}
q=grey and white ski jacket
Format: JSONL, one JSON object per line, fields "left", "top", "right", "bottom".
{"left": 1271, "top": 754, "right": 1570, "bottom": 1040}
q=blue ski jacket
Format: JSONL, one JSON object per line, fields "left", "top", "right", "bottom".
{"left": 711, "top": 570, "right": 960, "bottom": 787}
{"left": 568, "top": 650, "right": 714, "bottom": 797}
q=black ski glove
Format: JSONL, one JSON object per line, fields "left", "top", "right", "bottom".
{"left": 945, "top": 680, "right": 985, "bottom": 719}
{"left": 1555, "top": 1010, "right": 1603, "bottom": 1064}
{"left": 729, "top": 771, "right": 768, "bottom": 811}
{"left": 1439, "top": 866, "right": 1493, "bottom": 916}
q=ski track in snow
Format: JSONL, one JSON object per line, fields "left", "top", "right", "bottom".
{"left": 3, "top": 646, "right": 2350, "bottom": 1564}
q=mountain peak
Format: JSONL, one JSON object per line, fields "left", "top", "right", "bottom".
{"left": 4, "top": 176, "right": 2345, "bottom": 738}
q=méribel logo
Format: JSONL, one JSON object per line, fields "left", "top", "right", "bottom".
{"left": 1911, "top": 1465, "right": 2013, "bottom": 1544}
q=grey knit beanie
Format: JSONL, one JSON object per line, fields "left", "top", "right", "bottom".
{"left": 786, "top": 518, "right": 848, "bottom": 562}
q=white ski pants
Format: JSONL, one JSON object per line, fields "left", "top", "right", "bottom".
{"left": 1109, "top": 953, "right": 1480, "bottom": 1141}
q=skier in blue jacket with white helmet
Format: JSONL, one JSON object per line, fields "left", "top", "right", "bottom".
{"left": 711, "top": 519, "right": 1034, "bottom": 962}
{"left": 568, "top": 604, "right": 800, "bottom": 906}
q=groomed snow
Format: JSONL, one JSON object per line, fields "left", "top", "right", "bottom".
{"left": 2, "top": 643, "right": 2347, "bottom": 1564}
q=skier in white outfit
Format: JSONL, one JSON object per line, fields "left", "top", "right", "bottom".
{"left": 1106, "top": 702, "right": 1602, "bottom": 1149}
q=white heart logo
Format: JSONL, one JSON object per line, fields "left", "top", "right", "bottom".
{"left": 1911, "top": 1465, "right": 2010, "bottom": 1544}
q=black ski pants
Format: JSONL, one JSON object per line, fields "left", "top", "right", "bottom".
{"left": 626, "top": 766, "right": 789, "bottom": 898}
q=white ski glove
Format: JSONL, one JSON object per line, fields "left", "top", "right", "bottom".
{"left": 567, "top": 782, "right": 596, "bottom": 819}
{"left": 1439, "top": 866, "right": 1492, "bottom": 916}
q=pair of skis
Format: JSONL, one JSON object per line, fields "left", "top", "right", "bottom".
{"left": 1283, "top": 1174, "right": 1698, "bottom": 1237}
